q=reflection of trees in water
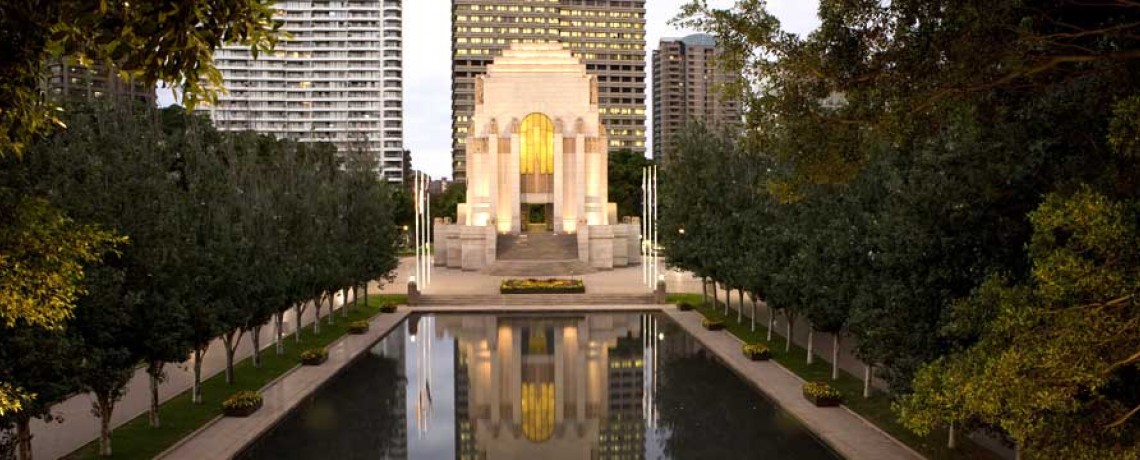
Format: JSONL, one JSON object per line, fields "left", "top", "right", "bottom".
{"left": 654, "top": 351, "right": 839, "bottom": 460}
{"left": 238, "top": 353, "right": 404, "bottom": 459}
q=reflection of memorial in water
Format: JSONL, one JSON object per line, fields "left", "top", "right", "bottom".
{"left": 434, "top": 314, "right": 650, "bottom": 460}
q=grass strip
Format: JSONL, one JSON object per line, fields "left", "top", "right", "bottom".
{"left": 667, "top": 293, "right": 1001, "bottom": 460}
{"left": 65, "top": 294, "right": 407, "bottom": 460}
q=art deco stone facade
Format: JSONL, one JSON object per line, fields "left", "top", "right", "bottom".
{"left": 451, "top": 0, "right": 647, "bottom": 182}
{"left": 438, "top": 43, "right": 638, "bottom": 271}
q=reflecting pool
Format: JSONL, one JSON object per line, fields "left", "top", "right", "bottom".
{"left": 239, "top": 313, "right": 840, "bottom": 459}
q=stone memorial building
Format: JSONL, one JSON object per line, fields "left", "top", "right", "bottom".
{"left": 435, "top": 43, "right": 640, "bottom": 273}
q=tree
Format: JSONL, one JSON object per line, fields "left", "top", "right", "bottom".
{"left": 71, "top": 263, "right": 139, "bottom": 457}
{"left": 898, "top": 189, "right": 1140, "bottom": 459}
{"left": 607, "top": 149, "right": 654, "bottom": 219}
{"left": 0, "top": 322, "right": 80, "bottom": 460}
{"left": 0, "top": 0, "right": 282, "bottom": 156}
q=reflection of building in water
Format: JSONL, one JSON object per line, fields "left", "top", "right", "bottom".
{"left": 455, "top": 337, "right": 479, "bottom": 459}
{"left": 598, "top": 334, "right": 645, "bottom": 460}
{"left": 372, "top": 324, "right": 409, "bottom": 459}
{"left": 438, "top": 314, "right": 646, "bottom": 459}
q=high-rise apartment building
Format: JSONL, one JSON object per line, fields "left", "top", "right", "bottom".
{"left": 451, "top": 0, "right": 647, "bottom": 182}
{"left": 44, "top": 58, "right": 155, "bottom": 105}
{"left": 652, "top": 34, "right": 742, "bottom": 162}
{"left": 203, "top": 0, "right": 406, "bottom": 182}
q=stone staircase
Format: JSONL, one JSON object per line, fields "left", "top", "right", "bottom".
{"left": 488, "top": 232, "right": 596, "bottom": 276}
{"left": 497, "top": 233, "right": 579, "bottom": 260}
{"left": 417, "top": 293, "right": 656, "bottom": 306}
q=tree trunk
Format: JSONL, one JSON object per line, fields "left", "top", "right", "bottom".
{"left": 16, "top": 416, "right": 31, "bottom": 460}
{"left": 807, "top": 328, "right": 815, "bottom": 365}
{"left": 767, "top": 308, "right": 775, "bottom": 342}
{"left": 343, "top": 287, "right": 350, "bottom": 317}
{"left": 192, "top": 347, "right": 205, "bottom": 404}
{"left": 701, "top": 278, "right": 708, "bottom": 306}
{"left": 222, "top": 330, "right": 242, "bottom": 384}
{"left": 251, "top": 324, "right": 263, "bottom": 368}
{"left": 712, "top": 283, "right": 719, "bottom": 312}
{"left": 313, "top": 296, "right": 322, "bottom": 334}
{"left": 275, "top": 312, "right": 285, "bottom": 355}
{"left": 751, "top": 297, "right": 757, "bottom": 332}
{"left": 863, "top": 364, "right": 873, "bottom": 398}
{"left": 737, "top": 290, "right": 744, "bottom": 324}
{"left": 723, "top": 285, "right": 729, "bottom": 316}
{"left": 327, "top": 291, "right": 335, "bottom": 325}
{"left": 364, "top": 282, "right": 370, "bottom": 307}
{"left": 294, "top": 303, "right": 304, "bottom": 342}
{"left": 146, "top": 360, "right": 164, "bottom": 427}
{"left": 785, "top": 314, "right": 794, "bottom": 353}
{"left": 948, "top": 422, "right": 958, "bottom": 449}
{"left": 831, "top": 334, "right": 841, "bottom": 380}
{"left": 94, "top": 393, "right": 115, "bottom": 457}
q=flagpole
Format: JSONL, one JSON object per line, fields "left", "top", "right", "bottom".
{"left": 417, "top": 173, "right": 421, "bottom": 286}
{"left": 642, "top": 166, "right": 648, "bottom": 286}
{"left": 653, "top": 165, "right": 659, "bottom": 288}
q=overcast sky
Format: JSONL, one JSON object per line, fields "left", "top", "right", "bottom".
{"left": 160, "top": 1, "right": 820, "bottom": 180}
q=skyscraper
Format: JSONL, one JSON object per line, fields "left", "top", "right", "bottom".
{"left": 43, "top": 58, "right": 154, "bottom": 105}
{"left": 202, "top": 0, "right": 406, "bottom": 182}
{"left": 652, "top": 34, "right": 742, "bottom": 162}
{"left": 451, "top": 0, "right": 647, "bottom": 182}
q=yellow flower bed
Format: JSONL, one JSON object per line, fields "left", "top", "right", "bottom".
{"left": 500, "top": 278, "right": 586, "bottom": 294}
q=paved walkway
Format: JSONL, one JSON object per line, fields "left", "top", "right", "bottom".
{"left": 662, "top": 307, "right": 923, "bottom": 460}
{"left": 32, "top": 281, "right": 401, "bottom": 459}
{"left": 701, "top": 283, "right": 891, "bottom": 392}
{"left": 156, "top": 310, "right": 409, "bottom": 460}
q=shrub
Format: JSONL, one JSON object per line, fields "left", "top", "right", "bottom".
{"left": 803, "top": 381, "right": 842, "bottom": 407}
{"left": 222, "top": 391, "right": 263, "bottom": 417}
{"left": 677, "top": 301, "right": 694, "bottom": 311}
{"left": 300, "top": 347, "right": 329, "bottom": 365}
{"left": 500, "top": 278, "right": 586, "bottom": 294}
{"left": 379, "top": 302, "right": 398, "bottom": 313}
{"left": 701, "top": 318, "right": 725, "bottom": 331}
{"left": 347, "top": 320, "right": 369, "bottom": 334}
{"left": 742, "top": 343, "right": 771, "bottom": 361}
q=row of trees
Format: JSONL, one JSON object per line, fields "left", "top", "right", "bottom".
{"left": 666, "top": 1, "right": 1140, "bottom": 458}
{"left": 0, "top": 100, "right": 400, "bottom": 458}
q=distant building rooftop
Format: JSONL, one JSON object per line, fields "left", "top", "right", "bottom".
{"left": 661, "top": 33, "right": 718, "bottom": 47}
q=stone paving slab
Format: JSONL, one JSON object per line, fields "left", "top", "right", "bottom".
{"left": 410, "top": 304, "right": 661, "bottom": 313}
{"left": 156, "top": 311, "right": 409, "bottom": 460}
{"left": 662, "top": 308, "right": 924, "bottom": 460}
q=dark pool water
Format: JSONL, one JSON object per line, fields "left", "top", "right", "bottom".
{"left": 238, "top": 313, "right": 840, "bottom": 460}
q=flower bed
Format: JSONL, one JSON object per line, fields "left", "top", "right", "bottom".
{"left": 500, "top": 278, "right": 585, "bottom": 294}
{"left": 379, "top": 302, "right": 398, "bottom": 314}
{"left": 300, "top": 347, "right": 328, "bottom": 366}
{"left": 347, "top": 320, "right": 369, "bottom": 335}
{"left": 803, "top": 381, "right": 842, "bottom": 407}
{"left": 701, "top": 318, "right": 726, "bottom": 331}
{"left": 677, "top": 301, "right": 695, "bottom": 311}
{"left": 222, "top": 391, "right": 263, "bottom": 417}
{"left": 742, "top": 343, "right": 771, "bottom": 361}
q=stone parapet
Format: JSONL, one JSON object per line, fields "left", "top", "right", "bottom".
{"left": 588, "top": 225, "right": 615, "bottom": 270}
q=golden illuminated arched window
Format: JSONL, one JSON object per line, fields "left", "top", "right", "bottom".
{"left": 520, "top": 113, "right": 555, "bottom": 175}
{"left": 520, "top": 327, "right": 555, "bottom": 443}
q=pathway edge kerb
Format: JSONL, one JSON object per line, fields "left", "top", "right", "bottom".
{"left": 663, "top": 308, "right": 925, "bottom": 460}
{"left": 155, "top": 310, "right": 410, "bottom": 460}
{"left": 705, "top": 316, "right": 928, "bottom": 460}
{"left": 153, "top": 356, "right": 306, "bottom": 459}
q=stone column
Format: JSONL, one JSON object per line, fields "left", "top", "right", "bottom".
{"left": 553, "top": 129, "right": 565, "bottom": 233}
